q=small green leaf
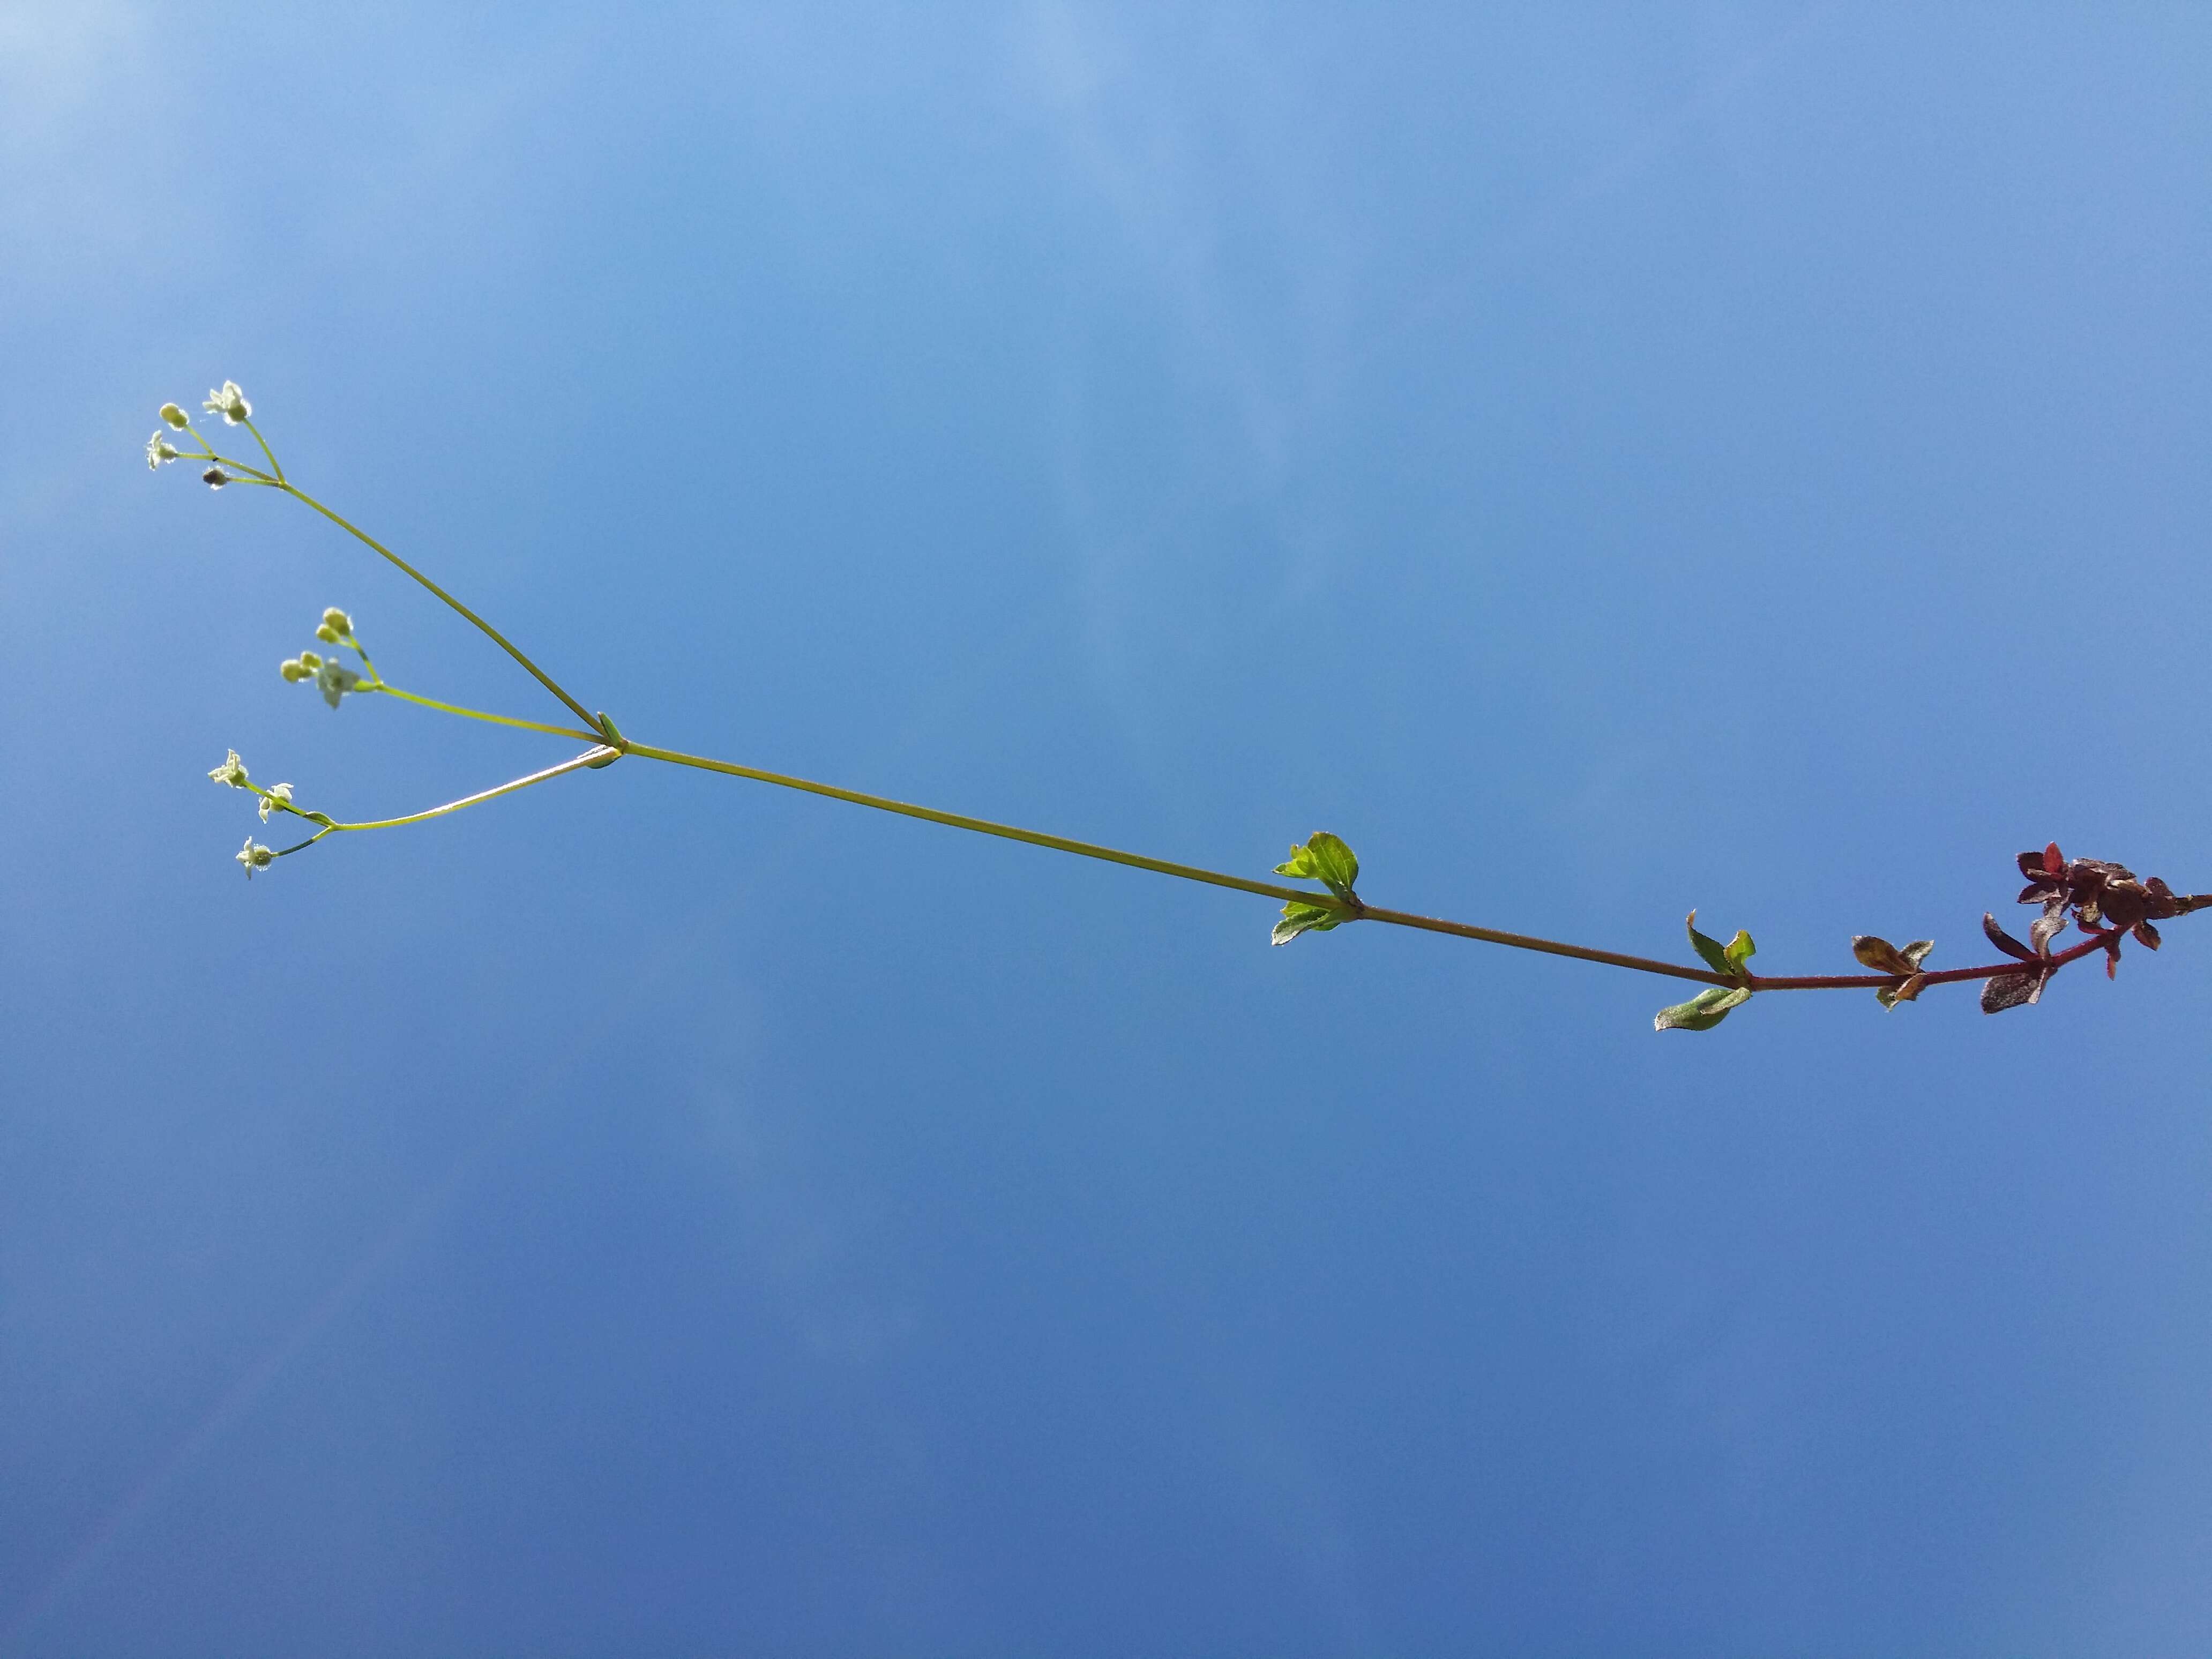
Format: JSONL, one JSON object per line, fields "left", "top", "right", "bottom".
{"left": 1274, "top": 832, "right": 1361, "bottom": 903}
{"left": 1686, "top": 911, "right": 1735, "bottom": 977}
{"left": 1724, "top": 929, "right": 1755, "bottom": 974}
{"left": 1271, "top": 900, "right": 1345, "bottom": 947}
{"left": 1654, "top": 985, "right": 1752, "bottom": 1032}
{"left": 1302, "top": 832, "right": 1359, "bottom": 900}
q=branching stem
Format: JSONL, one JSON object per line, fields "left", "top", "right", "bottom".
{"left": 205, "top": 434, "right": 2174, "bottom": 1007}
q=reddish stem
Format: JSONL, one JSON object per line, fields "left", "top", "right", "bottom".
{"left": 1744, "top": 927, "right": 2120, "bottom": 991}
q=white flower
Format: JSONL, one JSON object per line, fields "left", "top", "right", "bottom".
{"left": 146, "top": 432, "right": 179, "bottom": 469}
{"left": 236, "top": 837, "right": 274, "bottom": 878}
{"left": 259, "top": 782, "right": 294, "bottom": 823}
{"left": 316, "top": 660, "right": 361, "bottom": 708}
{"left": 203, "top": 380, "right": 251, "bottom": 424}
{"left": 208, "top": 749, "right": 249, "bottom": 787}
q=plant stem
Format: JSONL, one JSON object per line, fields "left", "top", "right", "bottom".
{"left": 249, "top": 471, "right": 2169, "bottom": 1004}
{"left": 277, "top": 481, "right": 602, "bottom": 733}
{"left": 314, "top": 746, "right": 617, "bottom": 834}
{"left": 368, "top": 683, "right": 603, "bottom": 742}
{"left": 624, "top": 740, "right": 1331, "bottom": 907}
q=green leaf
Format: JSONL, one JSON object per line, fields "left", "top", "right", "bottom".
{"left": 1275, "top": 831, "right": 1359, "bottom": 901}
{"left": 1686, "top": 910, "right": 1736, "bottom": 977}
{"left": 1271, "top": 901, "right": 1345, "bottom": 947}
{"left": 1653, "top": 984, "right": 1752, "bottom": 1032}
{"left": 1302, "top": 832, "right": 1359, "bottom": 900}
{"left": 1724, "top": 929, "right": 1755, "bottom": 974}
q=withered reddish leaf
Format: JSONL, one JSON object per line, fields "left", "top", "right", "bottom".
{"left": 2018, "top": 881, "right": 2061, "bottom": 906}
{"left": 1982, "top": 912, "right": 2036, "bottom": 962}
{"left": 2029, "top": 910, "right": 2069, "bottom": 958}
{"left": 1982, "top": 971, "right": 2042, "bottom": 1013}
{"left": 2099, "top": 879, "right": 2151, "bottom": 930}
{"left": 2133, "top": 920, "right": 2162, "bottom": 950}
{"left": 2018, "top": 851, "right": 2049, "bottom": 881}
{"left": 1877, "top": 972, "right": 1928, "bottom": 1010}
{"left": 1852, "top": 935, "right": 1920, "bottom": 976}
{"left": 2044, "top": 842, "right": 2065, "bottom": 875}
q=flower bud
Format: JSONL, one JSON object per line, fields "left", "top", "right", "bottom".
{"left": 280, "top": 659, "right": 308, "bottom": 683}
{"left": 315, "top": 624, "right": 340, "bottom": 644}
{"left": 321, "top": 608, "right": 353, "bottom": 637}
{"left": 160, "top": 403, "right": 189, "bottom": 429}
{"left": 203, "top": 467, "right": 228, "bottom": 489}
{"left": 299, "top": 651, "right": 323, "bottom": 671}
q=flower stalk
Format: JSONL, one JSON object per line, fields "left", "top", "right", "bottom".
{"left": 159, "top": 387, "right": 2207, "bottom": 1030}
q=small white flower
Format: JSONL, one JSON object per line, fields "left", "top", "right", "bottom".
{"left": 259, "top": 782, "right": 294, "bottom": 823}
{"left": 146, "top": 432, "right": 179, "bottom": 469}
{"left": 203, "top": 380, "right": 251, "bottom": 424}
{"left": 317, "top": 660, "right": 361, "bottom": 708}
{"left": 208, "top": 749, "right": 249, "bottom": 788}
{"left": 236, "top": 836, "right": 275, "bottom": 878}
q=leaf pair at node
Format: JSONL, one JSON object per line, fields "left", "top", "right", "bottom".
{"left": 1271, "top": 832, "right": 1362, "bottom": 946}
{"left": 1655, "top": 911, "right": 1756, "bottom": 1032}
{"left": 1852, "top": 934, "right": 1934, "bottom": 1010}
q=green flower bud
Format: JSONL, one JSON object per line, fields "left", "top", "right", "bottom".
{"left": 160, "top": 403, "right": 189, "bottom": 429}
{"left": 298, "top": 651, "right": 323, "bottom": 671}
{"left": 315, "top": 624, "right": 340, "bottom": 644}
{"left": 280, "top": 659, "right": 308, "bottom": 683}
{"left": 320, "top": 608, "right": 353, "bottom": 637}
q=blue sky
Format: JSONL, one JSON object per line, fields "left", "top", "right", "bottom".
{"left": 6, "top": 4, "right": 2212, "bottom": 1652}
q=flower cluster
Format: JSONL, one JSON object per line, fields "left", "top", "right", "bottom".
{"left": 279, "top": 609, "right": 368, "bottom": 707}
{"left": 144, "top": 386, "right": 253, "bottom": 487}
{"left": 207, "top": 749, "right": 302, "bottom": 876}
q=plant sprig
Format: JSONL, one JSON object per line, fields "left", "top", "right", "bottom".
{"left": 153, "top": 385, "right": 2211, "bottom": 1032}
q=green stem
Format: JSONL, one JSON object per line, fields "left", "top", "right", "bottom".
{"left": 367, "top": 683, "right": 603, "bottom": 742}
{"left": 624, "top": 741, "right": 1334, "bottom": 909}
{"left": 238, "top": 416, "right": 285, "bottom": 483}
{"left": 276, "top": 481, "right": 601, "bottom": 733}
{"left": 316, "top": 746, "right": 616, "bottom": 834}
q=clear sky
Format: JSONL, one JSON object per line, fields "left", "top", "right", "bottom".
{"left": 6, "top": 4, "right": 2212, "bottom": 1653}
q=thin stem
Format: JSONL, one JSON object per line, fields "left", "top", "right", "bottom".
{"left": 317, "top": 746, "right": 617, "bottom": 834}
{"left": 1746, "top": 929, "right": 2118, "bottom": 991}
{"left": 221, "top": 473, "right": 2177, "bottom": 1002}
{"left": 237, "top": 416, "right": 285, "bottom": 483}
{"left": 276, "top": 481, "right": 602, "bottom": 733}
{"left": 1355, "top": 905, "right": 1728, "bottom": 986}
{"left": 625, "top": 741, "right": 1336, "bottom": 909}
{"left": 367, "top": 683, "right": 603, "bottom": 742}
